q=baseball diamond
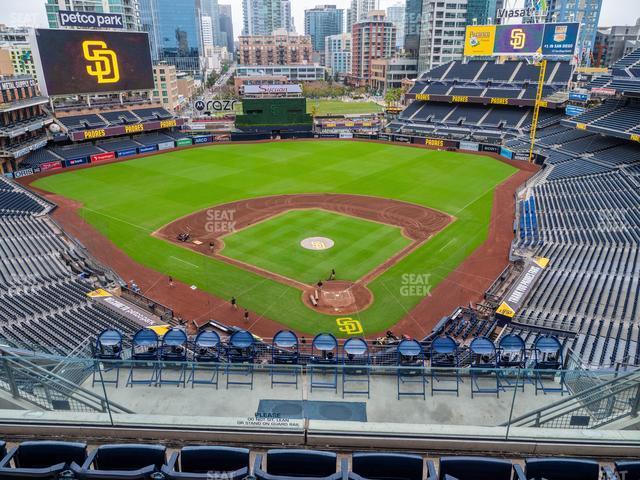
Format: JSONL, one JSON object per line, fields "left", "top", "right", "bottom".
{"left": 31, "top": 140, "right": 518, "bottom": 336}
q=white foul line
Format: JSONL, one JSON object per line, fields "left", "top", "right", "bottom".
{"left": 170, "top": 256, "right": 200, "bottom": 268}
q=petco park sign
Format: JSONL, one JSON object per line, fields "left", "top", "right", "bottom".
{"left": 58, "top": 10, "right": 124, "bottom": 29}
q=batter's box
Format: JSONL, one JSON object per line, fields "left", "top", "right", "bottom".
{"left": 321, "top": 289, "right": 355, "bottom": 308}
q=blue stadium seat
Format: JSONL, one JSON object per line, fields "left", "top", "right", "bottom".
{"left": 607, "top": 460, "right": 640, "bottom": 480}
{"left": 161, "top": 446, "right": 250, "bottom": 480}
{"left": 254, "top": 449, "right": 346, "bottom": 480}
{"left": 0, "top": 441, "right": 85, "bottom": 479}
{"left": 349, "top": 452, "right": 424, "bottom": 480}
{"left": 431, "top": 457, "right": 515, "bottom": 480}
{"left": 515, "top": 458, "right": 600, "bottom": 480}
{"left": 73, "top": 443, "right": 166, "bottom": 479}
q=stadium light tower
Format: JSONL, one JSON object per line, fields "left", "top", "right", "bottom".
{"left": 528, "top": 57, "right": 547, "bottom": 163}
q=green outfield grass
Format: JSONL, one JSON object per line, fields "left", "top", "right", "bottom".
{"left": 222, "top": 209, "right": 411, "bottom": 284}
{"left": 33, "top": 141, "right": 516, "bottom": 336}
{"left": 307, "top": 99, "right": 383, "bottom": 116}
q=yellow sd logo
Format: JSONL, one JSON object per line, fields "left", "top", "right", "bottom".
{"left": 336, "top": 317, "right": 363, "bottom": 335}
{"left": 82, "top": 40, "right": 120, "bottom": 84}
{"left": 509, "top": 28, "right": 526, "bottom": 50}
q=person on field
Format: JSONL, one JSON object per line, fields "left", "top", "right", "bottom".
{"left": 168, "top": 276, "right": 173, "bottom": 287}
{"left": 243, "top": 309, "right": 249, "bottom": 322}
{"left": 317, "top": 280, "right": 323, "bottom": 290}
{"left": 231, "top": 296, "right": 238, "bottom": 309}
{"left": 328, "top": 269, "right": 336, "bottom": 281}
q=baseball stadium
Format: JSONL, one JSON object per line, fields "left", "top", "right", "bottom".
{"left": 0, "top": 10, "right": 639, "bottom": 480}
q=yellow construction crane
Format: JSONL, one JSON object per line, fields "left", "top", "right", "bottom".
{"left": 528, "top": 59, "right": 547, "bottom": 163}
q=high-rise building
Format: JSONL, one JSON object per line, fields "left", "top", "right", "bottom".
{"left": 219, "top": 4, "right": 235, "bottom": 57}
{"left": 417, "top": 0, "right": 467, "bottom": 73}
{"left": 201, "top": 16, "right": 215, "bottom": 46}
{"left": 348, "top": 0, "right": 377, "bottom": 32}
{"left": 0, "top": 26, "right": 37, "bottom": 77}
{"left": 325, "top": 33, "right": 352, "bottom": 76}
{"left": 594, "top": 19, "right": 640, "bottom": 67}
{"left": 242, "top": 0, "right": 286, "bottom": 36}
{"left": 524, "top": 0, "right": 603, "bottom": 65}
{"left": 403, "top": 0, "right": 422, "bottom": 57}
{"left": 281, "top": 0, "right": 295, "bottom": 33}
{"left": 201, "top": 0, "right": 221, "bottom": 46}
{"left": 238, "top": 31, "right": 312, "bottom": 66}
{"left": 139, "top": 0, "right": 203, "bottom": 76}
{"left": 45, "top": 0, "right": 140, "bottom": 30}
{"left": 465, "top": 0, "right": 497, "bottom": 26}
{"left": 386, "top": 2, "right": 405, "bottom": 49}
{"left": 351, "top": 10, "right": 396, "bottom": 86}
{"left": 305, "top": 5, "right": 344, "bottom": 54}
{"left": 151, "top": 63, "right": 180, "bottom": 111}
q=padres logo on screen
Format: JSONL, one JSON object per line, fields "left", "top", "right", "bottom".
{"left": 510, "top": 28, "right": 526, "bottom": 50}
{"left": 82, "top": 40, "right": 120, "bottom": 84}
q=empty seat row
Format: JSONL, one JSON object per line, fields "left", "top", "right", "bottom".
{"left": 0, "top": 441, "right": 637, "bottom": 480}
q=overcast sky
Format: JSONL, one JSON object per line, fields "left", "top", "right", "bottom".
{"left": 1, "top": 0, "right": 638, "bottom": 37}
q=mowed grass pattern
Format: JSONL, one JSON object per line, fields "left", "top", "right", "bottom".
{"left": 222, "top": 209, "right": 411, "bottom": 284}
{"left": 34, "top": 141, "right": 516, "bottom": 336}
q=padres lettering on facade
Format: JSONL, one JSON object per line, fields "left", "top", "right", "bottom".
{"left": 124, "top": 124, "right": 144, "bottom": 134}
{"left": 415, "top": 94, "right": 431, "bottom": 101}
{"left": 631, "top": 134, "right": 640, "bottom": 142}
{"left": 83, "top": 129, "right": 106, "bottom": 140}
{"left": 452, "top": 96, "right": 469, "bottom": 103}
{"left": 160, "top": 120, "right": 177, "bottom": 128}
{"left": 490, "top": 97, "right": 509, "bottom": 105}
{"left": 426, "top": 138, "right": 444, "bottom": 147}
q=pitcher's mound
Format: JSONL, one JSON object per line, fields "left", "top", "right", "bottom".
{"left": 302, "top": 280, "right": 373, "bottom": 315}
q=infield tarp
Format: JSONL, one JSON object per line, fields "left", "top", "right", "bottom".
{"left": 88, "top": 289, "right": 162, "bottom": 327}
{"left": 496, "top": 257, "right": 549, "bottom": 320}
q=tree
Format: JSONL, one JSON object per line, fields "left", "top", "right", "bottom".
{"left": 385, "top": 88, "right": 403, "bottom": 107}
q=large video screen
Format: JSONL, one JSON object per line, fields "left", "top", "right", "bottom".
{"left": 33, "top": 29, "right": 154, "bottom": 96}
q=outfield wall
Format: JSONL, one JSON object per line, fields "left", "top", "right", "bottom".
{"left": 6, "top": 132, "right": 543, "bottom": 181}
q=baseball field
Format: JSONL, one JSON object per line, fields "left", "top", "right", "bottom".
{"left": 33, "top": 141, "right": 516, "bottom": 336}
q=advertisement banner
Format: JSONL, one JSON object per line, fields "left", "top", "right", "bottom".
{"left": 500, "top": 147, "right": 514, "bottom": 160}
{"left": 176, "top": 138, "right": 193, "bottom": 147}
{"left": 592, "top": 87, "right": 616, "bottom": 96}
{"left": 117, "top": 148, "right": 137, "bottom": 157}
{"left": 316, "top": 133, "right": 339, "bottom": 138}
{"left": 58, "top": 10, "right": 124, "bottom": 29}
{"left": 481, "top": 144, "right": 501, "bottom": 153}
{"left": 494, "top": 24, "right": 545, "bottom": 56}
{"left": 13, "top": 168, "right": 35, "bottom": 178}
{"left": 138, "top": 145, "right": 157, "bottom": 153}
{"left": 193, "top": 135, "right": 213, "bottom": 144}
{"left": 33, "top": 29, "right": 154, "bottom": 96}
{"left": 569, "top": 92, "right": 590, "bottom": 102}
{"left": 514, "top": 152, "right": 530, "bottom": 161}
{"left": 65, "top": 157, "right": 89, "bottom": 167}
{"left": 464, "top": 25, "right": 497, "bottom": 56}
{"left": 90, "top": 151, "right": 116, "bottom": 163}
{"left": 213, "top": 134, "right": 231, "bottom": 142}
{"left": 496, "top": 257, "right": 549, "bottom": 320}
{"left": 565, "top": 105, "right": 586, "bottom": 116}
{"left": 459, "top": 141, "right": 479, "bottom": 152}
{"left": 541, "top": 22, "right": 579, "bottom": 56}
{"left": 378, "top": 134, "right": 391, "bottom": 141}
{"left": 40, "top": 160, "right": 63, "bottom": 171}
{"left": 157, "top": 140, "right": 175, "bottom": 151}
{"left": 393, "top": 135, "right": 411, "bottom": 143}
{"left": 339, "top": 132, "right": 354, "bottom": 139}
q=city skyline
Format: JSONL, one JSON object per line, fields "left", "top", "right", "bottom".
{"left": 1, "top": 0, "right": 639, "bottom": 40}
